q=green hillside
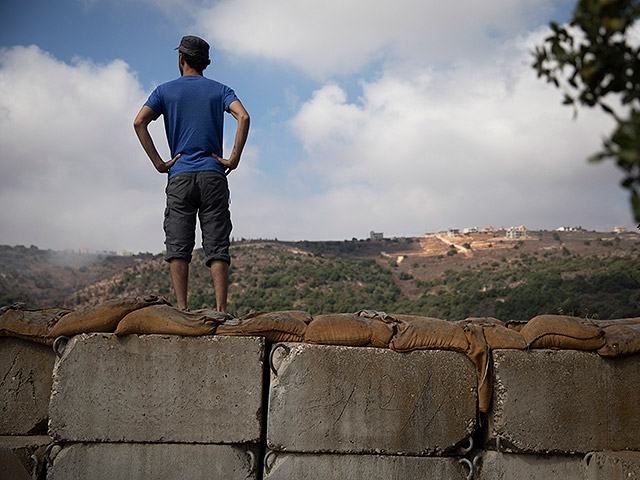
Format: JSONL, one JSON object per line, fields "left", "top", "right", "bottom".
{"left": 1, "top": 231, "right": 639, "bottom": 320}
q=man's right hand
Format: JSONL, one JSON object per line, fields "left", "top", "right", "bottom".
{"left": 155, "top": 153, "right": 181, "bottom": 173}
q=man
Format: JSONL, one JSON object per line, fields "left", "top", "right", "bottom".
{"left": 133, "top": 35, "right": 250, "bottom": 312}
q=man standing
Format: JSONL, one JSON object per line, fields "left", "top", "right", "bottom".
{"left": 134, "top": 35, "right": 249, "bottom": 312}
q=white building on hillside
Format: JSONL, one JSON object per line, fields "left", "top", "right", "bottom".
{"left": 506, "top": 225, "right": 528, "bottom": 239}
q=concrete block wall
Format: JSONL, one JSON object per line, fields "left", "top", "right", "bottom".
{"left": 487, "top": 350, "right": 640, "bottom": 454}
{"left": 262, "top": 451, "right": 469, "bottom": 479}
{"left": 267, "top": 343, "right": 476, "bottom": 455}
{"left": 2, "top": 333, "right": 640, "bottom": 479}
{"left": 49, "top": 334, "right": 264, "bottom": 444}
{"left": 46, "top": 443, "right": 258, "bottom": 480}
{"left": 45, "top": 334, "right": 264, "bottom": 479}
{"left": 0, "top": 338, "right": 56, "bottom": 479}
{"left": 1, "top": 338, "right": 55, "bottom": 435}
{"left": 264, "top": 343, "right": 477, "bottom": 479}
{"left": 475, "top": 451, "right": 585, "bottom": 479}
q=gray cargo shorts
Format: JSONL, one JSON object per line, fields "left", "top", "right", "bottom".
{"left": 164, "top": 170, "right": 232, "bottom": 266}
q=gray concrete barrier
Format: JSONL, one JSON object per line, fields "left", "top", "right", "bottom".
{"left": 49, "top": 334, "right": 265, "bottom": 443}
{"left": 262, "top": 450, "right": 468, "bottom": 479}
{"left": 4, "top": 325, "right": 634, "bottom": 479}
{"left": 475, "top": 451, "right": 584, "bottom": 479}
{"left": 488, "top": 350, "right": 640, "bottom": 453}
{"left": 267, "top": 343, "right": 476, "bottom": 455}
{"left": 46, "top": 442, "right": 258, "bottom": 480}
{"left": 584, "top": 451, "right": 640, "bottom": 479}
{"left": 0, "top": 435, "right": 51, "bottom": 480}
{"left": 0, "top": 338, "right": 55, "bottom": 435}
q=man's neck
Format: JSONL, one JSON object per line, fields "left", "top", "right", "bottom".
{"left": 181, "top": 67, "right": 203, "bottom": 77}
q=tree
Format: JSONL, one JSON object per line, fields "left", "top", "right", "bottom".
{"left": 533, "top": 0, "right": 640, "bottom": 222}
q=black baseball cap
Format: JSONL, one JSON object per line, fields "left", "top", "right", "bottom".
{"left": 175, "top": 35, "right": 210, "bottom": 62}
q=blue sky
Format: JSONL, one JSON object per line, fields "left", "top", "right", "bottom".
{"left": 0, "top": 0, "right": 636, "bottom": 253}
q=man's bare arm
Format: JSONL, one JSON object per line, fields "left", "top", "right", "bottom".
{"left": 133, "top": 105, "right": 181, "bottom": 173}
{"left": 212, "top": 100, "right": 250, "bottom": 172}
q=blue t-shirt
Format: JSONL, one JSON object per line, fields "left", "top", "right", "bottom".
{"left": 144, "top": 75, "right": 239, "bottom": 177}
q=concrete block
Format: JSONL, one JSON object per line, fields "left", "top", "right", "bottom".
{"left": 267, "top": 343, "right": 476, "bottom": 455}
{"left": 262, "top": 450, "right": 468, "bottom": 480}
{"left": 476, "top": 451, "right": 584, "bottom": 479}
{"left": 488, "top": 350, "right": 640, "bottom": 453}
{"left": 0, "top": 338, "right": 56, "bottom": 435}
{"left": 46, "top": 442, "right": 258, "bottom": 480}
{"left": 49, "top": 334, "right": 265, "bottom": 443}
{"left": 585, "top": 451, "right": 640, "bottom": 480}
{"left": 0, "top": 435, "right": 51, "bottom": 480}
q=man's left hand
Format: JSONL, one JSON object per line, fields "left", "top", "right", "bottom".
{"left": 212, "top": 153, "right": 239, "bottom": 172}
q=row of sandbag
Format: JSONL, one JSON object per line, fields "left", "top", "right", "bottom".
{"left": 1, "top": 296, "right": 637, "bottom": 356}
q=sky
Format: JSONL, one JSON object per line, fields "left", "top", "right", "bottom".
{"left": 0, "top": 0, "right": 636, "bottom": 253}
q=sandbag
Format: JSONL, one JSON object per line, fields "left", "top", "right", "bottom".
{"left": 50, "top": 295, "right": 170, "bottom": 337}
{"left": 304, "top": 313, "right": 395, "bottom": 347}
{"left": 462, "top": 324, "right": 492, "bottom": 413}
{"left": 389, "top": 315, "right": 469, "bottom": 353}
{"left": 505, "top": 320, "right": 528, "bottom": 332}
{"left": 357, "top": 310, "right": 397, "bottom": 323}
{"left": 459, "top": 317, "right": 504, "bottom": 327}
{"left": 216, "top": 310, "right": 308, "bottom": 342}
{"left": 483, "top": 325, "right": 527, "bottom": 350}
{"left": 457, "top": 317, "right": 527, "bottom": 350}
{"left": 596, "top": 318, "right": 640, "bottom": 357}
{"left": 115, "top": 305, "right": 224, "bottom": 336}
{"left": 593, "top": 317, "right": 640, "bottom": 328}
{"left": 357, "top": 310, "right": 401, "bottom": 347}
{"left": 0, "top": 304, "right": 71, "bottom": 345}
{"left": 520, "top": 314, "right": 605, "bottom": 350}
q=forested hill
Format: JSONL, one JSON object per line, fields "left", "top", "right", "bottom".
{"left": 1, "top": 230, "right": 639, "bottom": 320}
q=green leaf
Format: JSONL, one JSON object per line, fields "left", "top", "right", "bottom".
{"left": 602, "top": 16, "right": 626, "bottom": 31}
{"left": 588, "top": 151, "right": 608, "bottom": 163}
{"left": 618, "top": 148, "right": 640, "bottom": 164}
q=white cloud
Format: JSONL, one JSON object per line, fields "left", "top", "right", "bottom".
{"left": 238, "top": 27, "right": 632, "bottom": 239}
{"left": 196, "top": 0, "right": 560, "bottom": 77}
{"left": 0, "top": 45, "right": 170, "bottom": 251}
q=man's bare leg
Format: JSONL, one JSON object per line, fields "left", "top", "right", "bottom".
{"left": 210, "top": 260, "right": 229, "bottom": 312}
{"left": 170, "top": 258, "right": 189, "bottom": 309}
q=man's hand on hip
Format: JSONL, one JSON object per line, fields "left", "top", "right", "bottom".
{"left": 155, "top": 153, "right": 181, "bottom": 174}
{"left": 211, "top": 153, "right": 239, "bottom": 172}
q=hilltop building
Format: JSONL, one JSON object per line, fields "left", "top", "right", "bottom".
{"left": 506, "top": 225, "right": 528, "bottom": 239}
{"left": 614, "top": 225, "right": 627, "bottom": 234}
{"left": 557, "top": 226, "right": 583, "bottom": 232}
{"left": 370, "top": 231, "right": 384, "bottom": 241}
